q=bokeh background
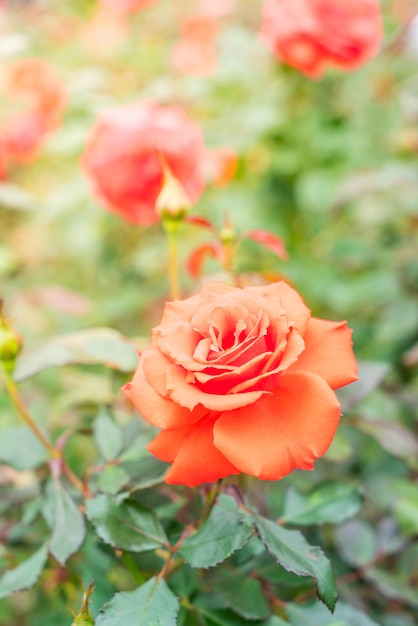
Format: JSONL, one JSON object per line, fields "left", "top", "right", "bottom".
{"left": 0, "top": 1, "right": 417, "bottom": 625}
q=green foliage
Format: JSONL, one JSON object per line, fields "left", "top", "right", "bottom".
{"left": 179, "top": 500, "right": 253, "bottom": 569}
{"left": 254, "top": 515, "right": 337, "bottom": 612}
{"left": 212, "top": 570, "right": 271, "bottom": 621}
{"left": 0, "top": 545, "right": 48, "bottom": 599}
{"left": 85, "top": 495, "right": 168, "bottom": 553}
{"left": 47, "top": 480, "right": 86, "bottom": 565}
{"left": 93, "top": 408, "right": 124, "bottom": 462}
{"left": 285, "top": 600, "right": 380, "bottom": 626}
{"left": 14, "top": 328, "right": 138, "bottom": 382}
{"left": 95, "top": 577, "right": 179, "bottom": 626}
{"left": 280, "top": 482, "right": 362, "bottom": 527}
{"left": 0, "top": 426, "right": 48, "bottom": 470}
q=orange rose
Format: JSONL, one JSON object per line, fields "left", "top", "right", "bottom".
{"left": 259, "top": 0, "right": 382, "bottom": 78}
{"left": 124, "top": 281, "right": 357, "bottom": 487}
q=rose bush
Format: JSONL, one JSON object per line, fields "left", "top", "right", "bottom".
{"left": 259, "top": 0, "right": 382, "bottom": 78}
{"left": 124, "top": 281, "right": 358, "bottom": 486}
{"left": 82, "top": 100, "right": 206, "bottom": 225}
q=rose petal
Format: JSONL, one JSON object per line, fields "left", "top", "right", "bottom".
{"left": 166, "top": 362, "right": 269, "bottom": 411}
{"left": 194, "top": 350, "right": 275, "bottom": 394}
{"left": 244, "top": 281, "right": 310, "bottom": 333}
{"left": 229, "top": 329, "right": 305, "bottom": 393}
{"left": 124, "top": 356, "right": 206, "bottom": 428}
{"left": 213, "top": 372, "right": 341, "bottom": 480}
{"left": 147, "top": 423, "right": 197, "bottom": 462}
{"left": 288, "top": 318, "right": 358, "bottom": 389}
{"left": 141, "top": 349, "right": 173, "bottom": 397}
{"left": 158, "top": 416, "right": 240, "bottom": 486}
{"left": 156, "top": 321, "right": 201, "bottom": 366}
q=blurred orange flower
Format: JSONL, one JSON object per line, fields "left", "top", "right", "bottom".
{"left": 124, "top": 281, "right": 358, "bottom": 486}
{"left": 205, "top": 147, "right": 238, "bottom": 187}
{"left": 82, "top": 100, "right": 206, "bottom": 225}
{"left": 1, "top": 58, "right": 65, "bottom": 163}
{"left": 171, "top": 15, "right": 220, "bottom": 77}
{"left": 171, "top": 0, "right": 234, "bottom": 78}
{"left": 259, "top": 0, "right": 382, "bottom": 78}
{"left": 83, "top": 6, "right": 128, "bottom": 56}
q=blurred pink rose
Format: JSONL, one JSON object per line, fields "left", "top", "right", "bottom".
{"left": 82, "top": 100, "right": 206, "bottom": 225}
{"left": 260, "top": 0, "right": 382, "bottom": 78}
{"left": 2, "top": 58, "right": 65, "bottom": 162}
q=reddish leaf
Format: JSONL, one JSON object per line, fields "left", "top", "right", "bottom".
{"left": 185, "top": 215, "right": 216, "bottom": 231}
{"left": 187, "top": 242, "right": 222, "bottom": 278}
{"left": 243, "top": 230, "right": 288, "bottom": 260}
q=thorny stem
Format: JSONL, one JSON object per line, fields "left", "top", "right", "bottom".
{"left": 200, "top": 478, "right": 225, "bottom": 525}
{"left": 2, "top": 368, "right": 58, "bottom": 459}
{"left": 62, "top": 461, "right": 91, "bottom": 498}
{"left": 2, "top": 368, "right": 90, "bottom": 497}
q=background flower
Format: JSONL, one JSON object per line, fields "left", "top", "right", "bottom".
{"left": 124, "top": 281, "right": 357, "bottom": 486}
{"left": 1, "top": 57, "right": 65, "bottom": 162}
{"left": 82, "top": 100, "right": 206, "bottom": 225}
{"left": 259, "top": 0, "right": 382, "bottom": 77}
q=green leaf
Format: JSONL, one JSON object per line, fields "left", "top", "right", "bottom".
{"left": 280, "top": 483, "right": 362, "bottom": 527}
{"left": 96, "top": 576, "right": 179, "bottom": 626}
{"left": 286, "top": 600, "right": 380, "bottom": 626}
{"left": 0, "top": 426, "right": 48, "bottom": 470}
{"left": 123, "top": 456, "right": 168, "bottom": 492}
{"left": 98, "top": 465, "right": 130, "bottom": 495}
{"left": 49, "top": 481, "right": 86, "bottom": 565}
{"left": 14, "top": 328, "right": 138, "bottom": 382}
{"left": 93, "top": 408, "right": 123, "bottom": 461}
{"left": 179, "top": 503, "right": 252, "bottom": 569}
{"left": 388, "top": 480, "right": 418, "bottom": 537}
{"left": 193, "top": 607, "right": 266, "bottom": 626}
{"left": 364, "top": 568, "right": 418, "bottom": 609}
{"left": 354, "top": 418, "right": 418, "bottom": 471}
{"left": 0, "top": 544, "right": 48, "bottom": 599}
{"left": 119, "top": 432, "right": 154, "bottom": 463}
{"left": 86, "top": 494, "right": 168, "bottom": 552}
{"left": 254, "top": 515, "right": 337, "bottom": 612}
{"left": 213, "top": 570, "right": 271, "bottom": 621}
{"left": 335, "top": 519, "right": 378, "bottom": 567}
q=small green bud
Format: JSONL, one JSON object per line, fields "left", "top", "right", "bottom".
{"left": 0, "top": 305, "right": 22, "bottom": 374}
{"left": 219, "top": 216, "right": 237, "bottom": 246}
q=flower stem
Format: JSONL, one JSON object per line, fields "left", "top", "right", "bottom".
{"left": 200, "top": 479, "right": 225, "bottom": 525}
{"left": 163, "top": 218, "right": 181, "bottom": 300}
{"left": 1, "top": 367, "right": 90, "bottom": 497}
{"left": 1, "top": 368, "right": 59, "bottom": 459}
